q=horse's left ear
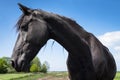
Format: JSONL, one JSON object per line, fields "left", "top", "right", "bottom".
{"left": 18, "top": 3, "right": 32, "bottom": 15}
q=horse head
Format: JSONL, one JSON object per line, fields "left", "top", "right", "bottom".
{"left": 11, "top": 4, "right": 49, "bottom": 72}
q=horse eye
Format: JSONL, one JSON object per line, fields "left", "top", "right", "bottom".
{"left": 21, "top": 24, "right": 28, "bottom": 31}
{"left": 22, "top": 26, "right": 28, "bottom": 31}
{"left": 20, "top": 19, "right": 32, "bottom": 31}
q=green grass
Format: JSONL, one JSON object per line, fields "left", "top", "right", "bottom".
{"left": 0, "top": 73, "right": 33, "bottom": 80}
{"left": 0, "top": 72, "right": 119, "bottom": 80}
{"left": 14, "top": 72, "right": 68, "bottom": 80}
{"left": 114, "top": 72, "right": 120, "bottom": 80}
{"left": 13, "top": 73, "right": 47, "bottom": 80}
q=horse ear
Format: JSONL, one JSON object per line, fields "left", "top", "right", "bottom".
{"left": 18, "top": 3, "right": 32, "bottom": 15}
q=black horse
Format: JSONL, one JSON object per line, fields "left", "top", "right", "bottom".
{"left": 11, "top": 4, "right": 116, "bottom": 80}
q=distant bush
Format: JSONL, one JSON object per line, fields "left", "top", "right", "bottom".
{"left": 0, "top": 58, "right": 8, "bottom": 73}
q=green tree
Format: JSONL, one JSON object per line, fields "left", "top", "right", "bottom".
{"left": 30, "top": 64, "right": 39, "bottom": 72}
{"left": 40, "top": 61, "right": 49, "bottom": 73}
{"left": 30, "top": 57, "right": 41, "bottom": 72}
{"left": 0, "top": 58, "right": 8, "bottom": 73}
{"left": 2, "top": 57, "right": 16, "bottom": 73}
{"left": 30, "top": 57, "right": 49, "bottom": 73}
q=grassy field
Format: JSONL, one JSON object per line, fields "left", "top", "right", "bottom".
{"left": 0, "top": 73, "right": 33, "bottom": 80}
{"left": 115, "top": 72, "right": 120, "bottom": 80}
{"left": 0, "top": 72, "right": 119, "bottom": 80}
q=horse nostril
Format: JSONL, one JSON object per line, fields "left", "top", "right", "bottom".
{"left": 11, "top": 60, "right": 15, "bottom": 68}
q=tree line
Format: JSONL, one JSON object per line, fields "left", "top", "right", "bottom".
{"left": 0, "top": 57, "right": 49, "bottom": 73}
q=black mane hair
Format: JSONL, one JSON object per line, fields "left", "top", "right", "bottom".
{"left": 15, "top": 9, "right": 84, "bottom": 32}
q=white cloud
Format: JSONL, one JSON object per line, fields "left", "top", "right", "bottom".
{"left": 98, "top": 31, "right": 120, "bottom": 47}
{"left": 98, "top": 31, "right": 120, "bottom": 71}
{"left": 114, "top": 46, "right": 120, "bottom": 51}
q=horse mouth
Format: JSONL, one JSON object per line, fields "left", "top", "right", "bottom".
{"left": 11, "top": 60, "right": 29, "bottom": 72}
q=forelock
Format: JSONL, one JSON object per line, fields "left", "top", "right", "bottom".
{"left": 15, "top": 14, "right": 25, "bottom": 31}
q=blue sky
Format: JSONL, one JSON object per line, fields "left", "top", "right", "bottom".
{"left": 0, "top": 0, "right": 120, "bottom": 71}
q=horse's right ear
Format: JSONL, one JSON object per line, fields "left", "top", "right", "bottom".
{"left": 18, "top": 3, "right": 32, "bottom": 15}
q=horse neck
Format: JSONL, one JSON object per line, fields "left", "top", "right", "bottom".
{"left": 46, "top": 15, "right": 91, "bottom": 55}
